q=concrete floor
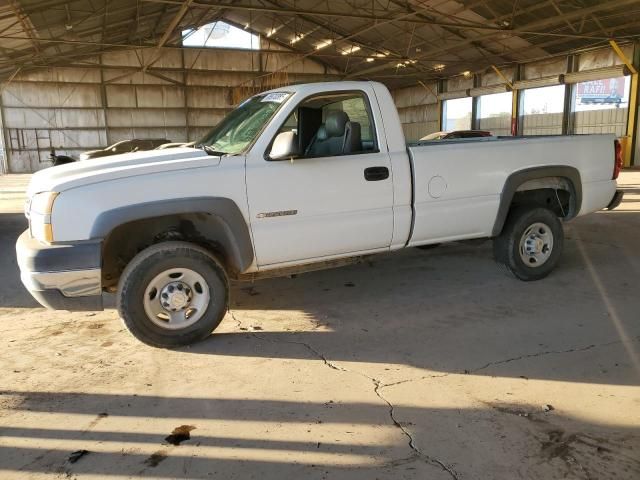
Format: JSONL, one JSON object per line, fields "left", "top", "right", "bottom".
{"left": 0, "top": 172, "right": 639, "bottom": 480}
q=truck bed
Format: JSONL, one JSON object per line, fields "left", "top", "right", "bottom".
{"left": 405, "top": 134, "right": 617, "bottom": 246}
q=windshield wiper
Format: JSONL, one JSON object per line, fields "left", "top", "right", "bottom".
{"left": 196, "top": 144, "right": 228, "bottom": 156}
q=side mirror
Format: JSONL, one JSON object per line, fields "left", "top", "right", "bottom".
{"left": 269, "top": 131, "right": 300, "bottom": 161}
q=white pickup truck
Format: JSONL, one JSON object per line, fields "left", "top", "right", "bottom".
{"left": 16, "top": 81, "right": 624, "bottom": 347}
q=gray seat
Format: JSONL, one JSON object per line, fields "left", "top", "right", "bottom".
{"left": 305, "top": 111, "right": 361, "bottom": 157}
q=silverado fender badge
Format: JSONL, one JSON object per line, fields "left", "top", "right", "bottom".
{"left": 257, "top": 210, "right": 298, "bottom": 219}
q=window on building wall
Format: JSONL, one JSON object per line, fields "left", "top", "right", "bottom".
{"left": 521, "top": 85, "right": 565, "bottom": 135}
{"left": 182, "top": 21, "right": 260, "bottom": 50}
{"left": 477, "top": 92, "right": 512, "bottom": 136}
{"left": 443, "top": 97, "right": 472, "bottom": 131}
{"left": 571, "top": 76, "right": 630, "bottom": 136}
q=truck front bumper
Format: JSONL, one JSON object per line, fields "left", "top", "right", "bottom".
{"left": 606, "top": 189, "right": 624, "bottom": 210}
{"left": 16, "top": 230, "right": 103, "bottom": 311}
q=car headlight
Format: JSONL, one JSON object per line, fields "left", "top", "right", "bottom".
{"left": 31, "top": 191, "right": 59, "bottom": 215}
{"left": 29, "top": 191, "right": 59, "bottom": 243}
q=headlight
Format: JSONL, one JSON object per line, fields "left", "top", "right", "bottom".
{"left": 31, "top": 191, "right": 59, "bottom": 215}
{"left": 29, "top": 191, "right": 58, "bottom": 243}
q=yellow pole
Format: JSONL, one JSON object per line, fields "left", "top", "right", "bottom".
{"left": 625, "top": 73, "right": 638, "bottom": 167}
{"left": 491, "top": 65, "right": 517, "bottom": 135}
{"left": 491, "top": 64, "right": 514, "bottom": 90}
{"left": 609, "top": 40, "right": 638, "bottom": 166}
{"left": 511, "top": 88, "right": 518, "bottom": 136}
{"left": 609, "top": 40, "right": 637, "bottom": 74}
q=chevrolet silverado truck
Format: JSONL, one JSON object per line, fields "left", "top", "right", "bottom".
{"left": 16, "top": 81, "right": 624, "bottom": 347}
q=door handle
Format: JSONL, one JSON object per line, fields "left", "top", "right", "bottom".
{"left": 364, "top": 166, "right": 389, "bottom": 181}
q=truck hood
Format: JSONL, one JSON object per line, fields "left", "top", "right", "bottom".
{"left": 28, "top": 147, "right": 219, "bottom": 195}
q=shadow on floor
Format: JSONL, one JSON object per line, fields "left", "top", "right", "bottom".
{"left": 0, "top": 391, "right": 638, "bottom": 479}
{"left": 1, "top": 208, "right": 639, "bottom": 386}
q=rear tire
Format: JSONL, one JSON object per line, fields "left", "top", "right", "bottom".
{"left": 117, "top": 241, "right": 229, "bottom": 348}
{"left": 493, "top": 207, "right": 563, "bottom": 281}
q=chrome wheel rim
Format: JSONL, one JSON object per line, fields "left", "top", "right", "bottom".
{"left": 143, "top": 268, "right": 210, "bottom": 330}
{"left": 519, "top": 222, "right": 554, "bottom": 268}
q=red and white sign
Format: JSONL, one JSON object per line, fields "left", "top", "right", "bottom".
{"left": 577, "top": 78, "right": 624, "bottom": 100}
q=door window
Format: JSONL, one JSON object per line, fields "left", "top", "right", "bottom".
{"left": 273, "top": 91, "right": 378, "bottom": 158}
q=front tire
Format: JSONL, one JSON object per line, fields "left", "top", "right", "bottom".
{"left": 117, "top": 241, "right": 229, "bottom": 347}
{"left": 493, "top": 207, "right": 564, "bottom": 281}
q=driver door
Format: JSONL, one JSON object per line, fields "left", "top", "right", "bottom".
{"left": 245, "top": 89, "right": 394, "bottom": 268}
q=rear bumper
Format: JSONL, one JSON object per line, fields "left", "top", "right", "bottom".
{"left": 606, "top": 190, "right": 624, "bottom": 210}
{"left": 16, "top": 230, "right": 103, "bottom": 311}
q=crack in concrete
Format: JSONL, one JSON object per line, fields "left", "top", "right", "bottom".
{"left": 227, "top": 310, "right": 637, "bottom": 480}
{"left": 469, "top": 338, "right": 631, "bottom": 374}
{"left": 373, "top": 380, "right": 460, "bottom": 480}
{"left": 227, "top": 310, "right": 459, "bottom": 479}
{"left": 229, "top": 311, "right": 345, "bottom": 371}
{"left": 382, "top": 374, "right": 451, "bottom": 388}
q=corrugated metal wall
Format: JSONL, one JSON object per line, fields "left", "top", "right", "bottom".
{"left": 574, "top": 108, "right": 629, "bottom": 135}
{"left": 478, "top": 116, "right": 511, "bottom": 136}
{"left": 0, "top": 42, "right": 636, "bottom": 172}
{"left": 0, "top": 41, "right": 335, "bottom": 173}
{"left": 391, "top": 83, "right": 439, "bottom": 142}
{"left": 522, "top": 112, "right": 564, "bottom": 136}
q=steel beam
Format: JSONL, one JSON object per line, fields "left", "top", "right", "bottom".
{"left": 7, "top": 0, "right": 42, "bottom": 58}
{"left": 0, "top": 92, "right": 9, "bottom": 174}
{"left": 610, "top": 39, "right": 638, "bottom": 74}
{"left": 491, "top": 65, "right": 514, "bottom": 90}
{"left": 140, "top": 0, "right": 509, "bottom": 31}
{"left": 143, "top": 0, "right": 194, "bottom": 71}
{"left": 624, "top": 42, "right": 639, "bottom": 166}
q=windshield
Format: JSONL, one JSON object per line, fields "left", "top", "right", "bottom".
{"left": 197, "top": 92, "right": 290, "bottom": 154}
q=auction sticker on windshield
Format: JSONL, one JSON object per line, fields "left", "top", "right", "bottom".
{"left": 261, "top": 92, "right": 289, "bottom": 103}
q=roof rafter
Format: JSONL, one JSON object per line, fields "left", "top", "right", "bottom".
{"left": 348, "top": 0, "right": 640, "bottom": 78}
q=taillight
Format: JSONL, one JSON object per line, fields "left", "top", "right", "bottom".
{"left": 613, "top": 139, "right": 623, "bottom": 180}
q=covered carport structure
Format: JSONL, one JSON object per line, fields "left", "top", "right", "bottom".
{"left": 0, "top": 1, "right": 639, "bottom": 170}
{"left": 1, "top": 3, "right": 640, "bottom": 480}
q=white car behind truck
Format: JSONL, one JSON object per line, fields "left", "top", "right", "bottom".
{"left": 16, "top": 81, "right": 624, "bottom": 347}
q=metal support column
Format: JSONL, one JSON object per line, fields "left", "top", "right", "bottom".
{"left": 437, "top": 79, "right": 444, "bottom": 131}
{"left": 610, "top": 39, "right": 638, "bottom": 166}
{"left": 0, "top": 98, "right": 9, "bottom": 175}
{"left": 0, "top": 93, "right": 8, "bottom": 174}
{"left": 471, "top": 74, "right": 479, "bottom": 130}
{"left": 627, "top": 42, "right": 639, "bottom": 167}
{"left": 629, "top": 73, "right": 639, "bottom": 167}
{"left": 99, "top": 55, "right": 111, "bottom": 147}
{"left": 562, "top": 55, "right": 577, "bottom": 136}
{"left": 0, "top": 69, "right": 20, "bottom": 174}
{"left": 491, "top": 64, "right": 517, "bottom": 136}
{"left": 181, "top": 48, "right": 190, "bottom": 141}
